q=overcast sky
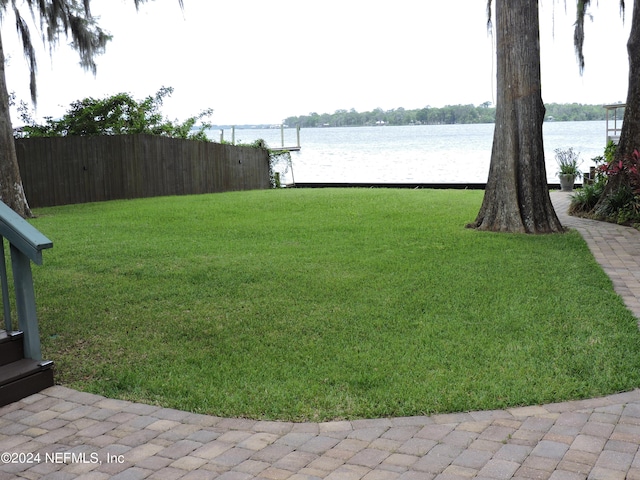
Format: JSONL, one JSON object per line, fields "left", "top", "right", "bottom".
{"left": 3, "top": 0, "right": 632, "bottom": 126}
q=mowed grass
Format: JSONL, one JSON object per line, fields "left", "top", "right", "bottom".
{"left": 29, "top": 188, "right": 640, "bottom": 421}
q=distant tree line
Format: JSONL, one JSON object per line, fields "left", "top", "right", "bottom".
{"left": 283, "top": 103, "right": 620, "bottom": 128}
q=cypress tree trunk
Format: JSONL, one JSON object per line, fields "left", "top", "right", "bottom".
{"left": 0, "top": 34, "right": 32, "bottom": 218}
{"left": 468, "top": 0, "right": 563, "bottom": 233}
{"left": 593, "top": 0, "right": 640, "bottom": 207}
{"left": 615, "top": 0, "right": 640, "bottom": 162}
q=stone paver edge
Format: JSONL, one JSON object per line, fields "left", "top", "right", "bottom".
{"left": 27, "top": 385, "right": 640, "bottom": 431}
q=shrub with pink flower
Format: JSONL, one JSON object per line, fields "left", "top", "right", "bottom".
{"left": 571, "top": 144, "right": 640, "bottom": 226}
{"left": 597, "top": 149, "right": 640, "bottom": 195}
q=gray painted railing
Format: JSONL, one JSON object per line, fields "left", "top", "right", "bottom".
{"left": 0, "top": 201, "right": 52, "bottom": 360}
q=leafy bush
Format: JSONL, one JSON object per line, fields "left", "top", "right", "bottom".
{"left": 569, "top": 181, "right": 605, "bottom": 215}
{"left": 594, "top": 183, "right": 640, "bottom": 224}
{"left": 17, "top": 87, "right": 213, "bottom": 141}
{"left": 572, "top": 142, "right": 640, "bottom": 226}
{"left": 597, "top": 148, "right": 640, "bottom": 196}
{"left": 568, "top": 146, "right": 609, "bottom": 216}
{"left": 597, "top": 148, "right": 640, "bottom": 224}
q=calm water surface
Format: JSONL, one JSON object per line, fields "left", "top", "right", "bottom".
{"left": 210, "top": 121, "right": 610, "bottom": 185}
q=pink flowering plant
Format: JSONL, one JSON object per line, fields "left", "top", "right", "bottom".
{"left": 594, "top": 147, "right": 640, "bottom": 224}
{"left": 597, "top": 148, "right": 640, "bottom": 195}
{"left": 571, "top": 142, "right": 640, "bottom": 225}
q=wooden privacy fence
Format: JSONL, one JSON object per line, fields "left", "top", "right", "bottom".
{"left": 15, "top": 135, "right": 271, "bottom": 208}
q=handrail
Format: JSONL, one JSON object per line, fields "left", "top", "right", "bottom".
{"left": 0, "top": 202, "right": 52, "bottom": 265}
{"left": 0, "top": 201, "right": 53, "bottom": 360}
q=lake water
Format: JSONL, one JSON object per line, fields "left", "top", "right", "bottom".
{"left": 209, "top": 121, "right": 611, "bottom": 185}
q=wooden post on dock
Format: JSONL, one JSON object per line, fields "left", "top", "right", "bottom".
{"left": 232, "top": 126, "right": 236, "bottom": 145}
{"left": 219, "top": 129, "right": 224, "bottom": 143}
{"left": 281, "top": 124, "right": 285, "bottom": 148}
{"left": 296, "top": 126, "right": 301, "bottom": 149}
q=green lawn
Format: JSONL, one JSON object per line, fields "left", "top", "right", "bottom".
{"left": 29, "top": 188, "right": 640, "bottom": 421}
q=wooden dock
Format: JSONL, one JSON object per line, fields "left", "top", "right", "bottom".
{"left": 270, "top": 146, "right": 301, "bottom": 152}
{"left": 604, "top": 103, "right": 625, "bottom": 145}
{"left": 219, "top": 124, "right": 301, "bottom": 151}
{"left": 273, "top": 125, "right": 301, "bottom": 152}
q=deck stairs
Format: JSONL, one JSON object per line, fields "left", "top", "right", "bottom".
{"left": 0, "top": 330, "right": 53, "bottom": 407}
{"left": 0, "top": 199, "right": 54, "bottom": 407}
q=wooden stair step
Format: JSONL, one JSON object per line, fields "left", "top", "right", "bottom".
{"left": 0, "top": 330, "right": 25, "bottom": 367}
{"left": 0, "top": 358, "right": 54, "bottom": 407}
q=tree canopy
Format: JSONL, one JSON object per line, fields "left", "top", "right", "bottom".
{"left": 0, "top": 0, "right": 183, "bottom": 217}
{"left": 574, "top": 0, "right": 625, "bottom": 73}
{"left": 1, "top": 0, "right": 111, "bottom": 106}
{"left": 16, "top": 87, "right": 213, "bottom": 141}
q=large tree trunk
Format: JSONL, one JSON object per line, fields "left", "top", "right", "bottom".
{"left": 0, "top": 34, "right": 32, "bottom": 218}
{"left": 615, "top": 0, "right": 640, "bottom": 162}
{"left": 593, "top": 0, "right": 640, "bottom": 205}
{"left": 468, "top": 0, "right": 563, "bottom": 233}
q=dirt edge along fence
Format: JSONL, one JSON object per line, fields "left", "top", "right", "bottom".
{"left": 15, "top": 134, "right": 271, "bottom": 208}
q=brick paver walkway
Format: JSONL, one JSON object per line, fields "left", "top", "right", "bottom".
{"left": 552, "top": 191, "right": 640, "bottom": 321}
{"left": 2, "top": 190, "right": 640, "bottom": 480}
